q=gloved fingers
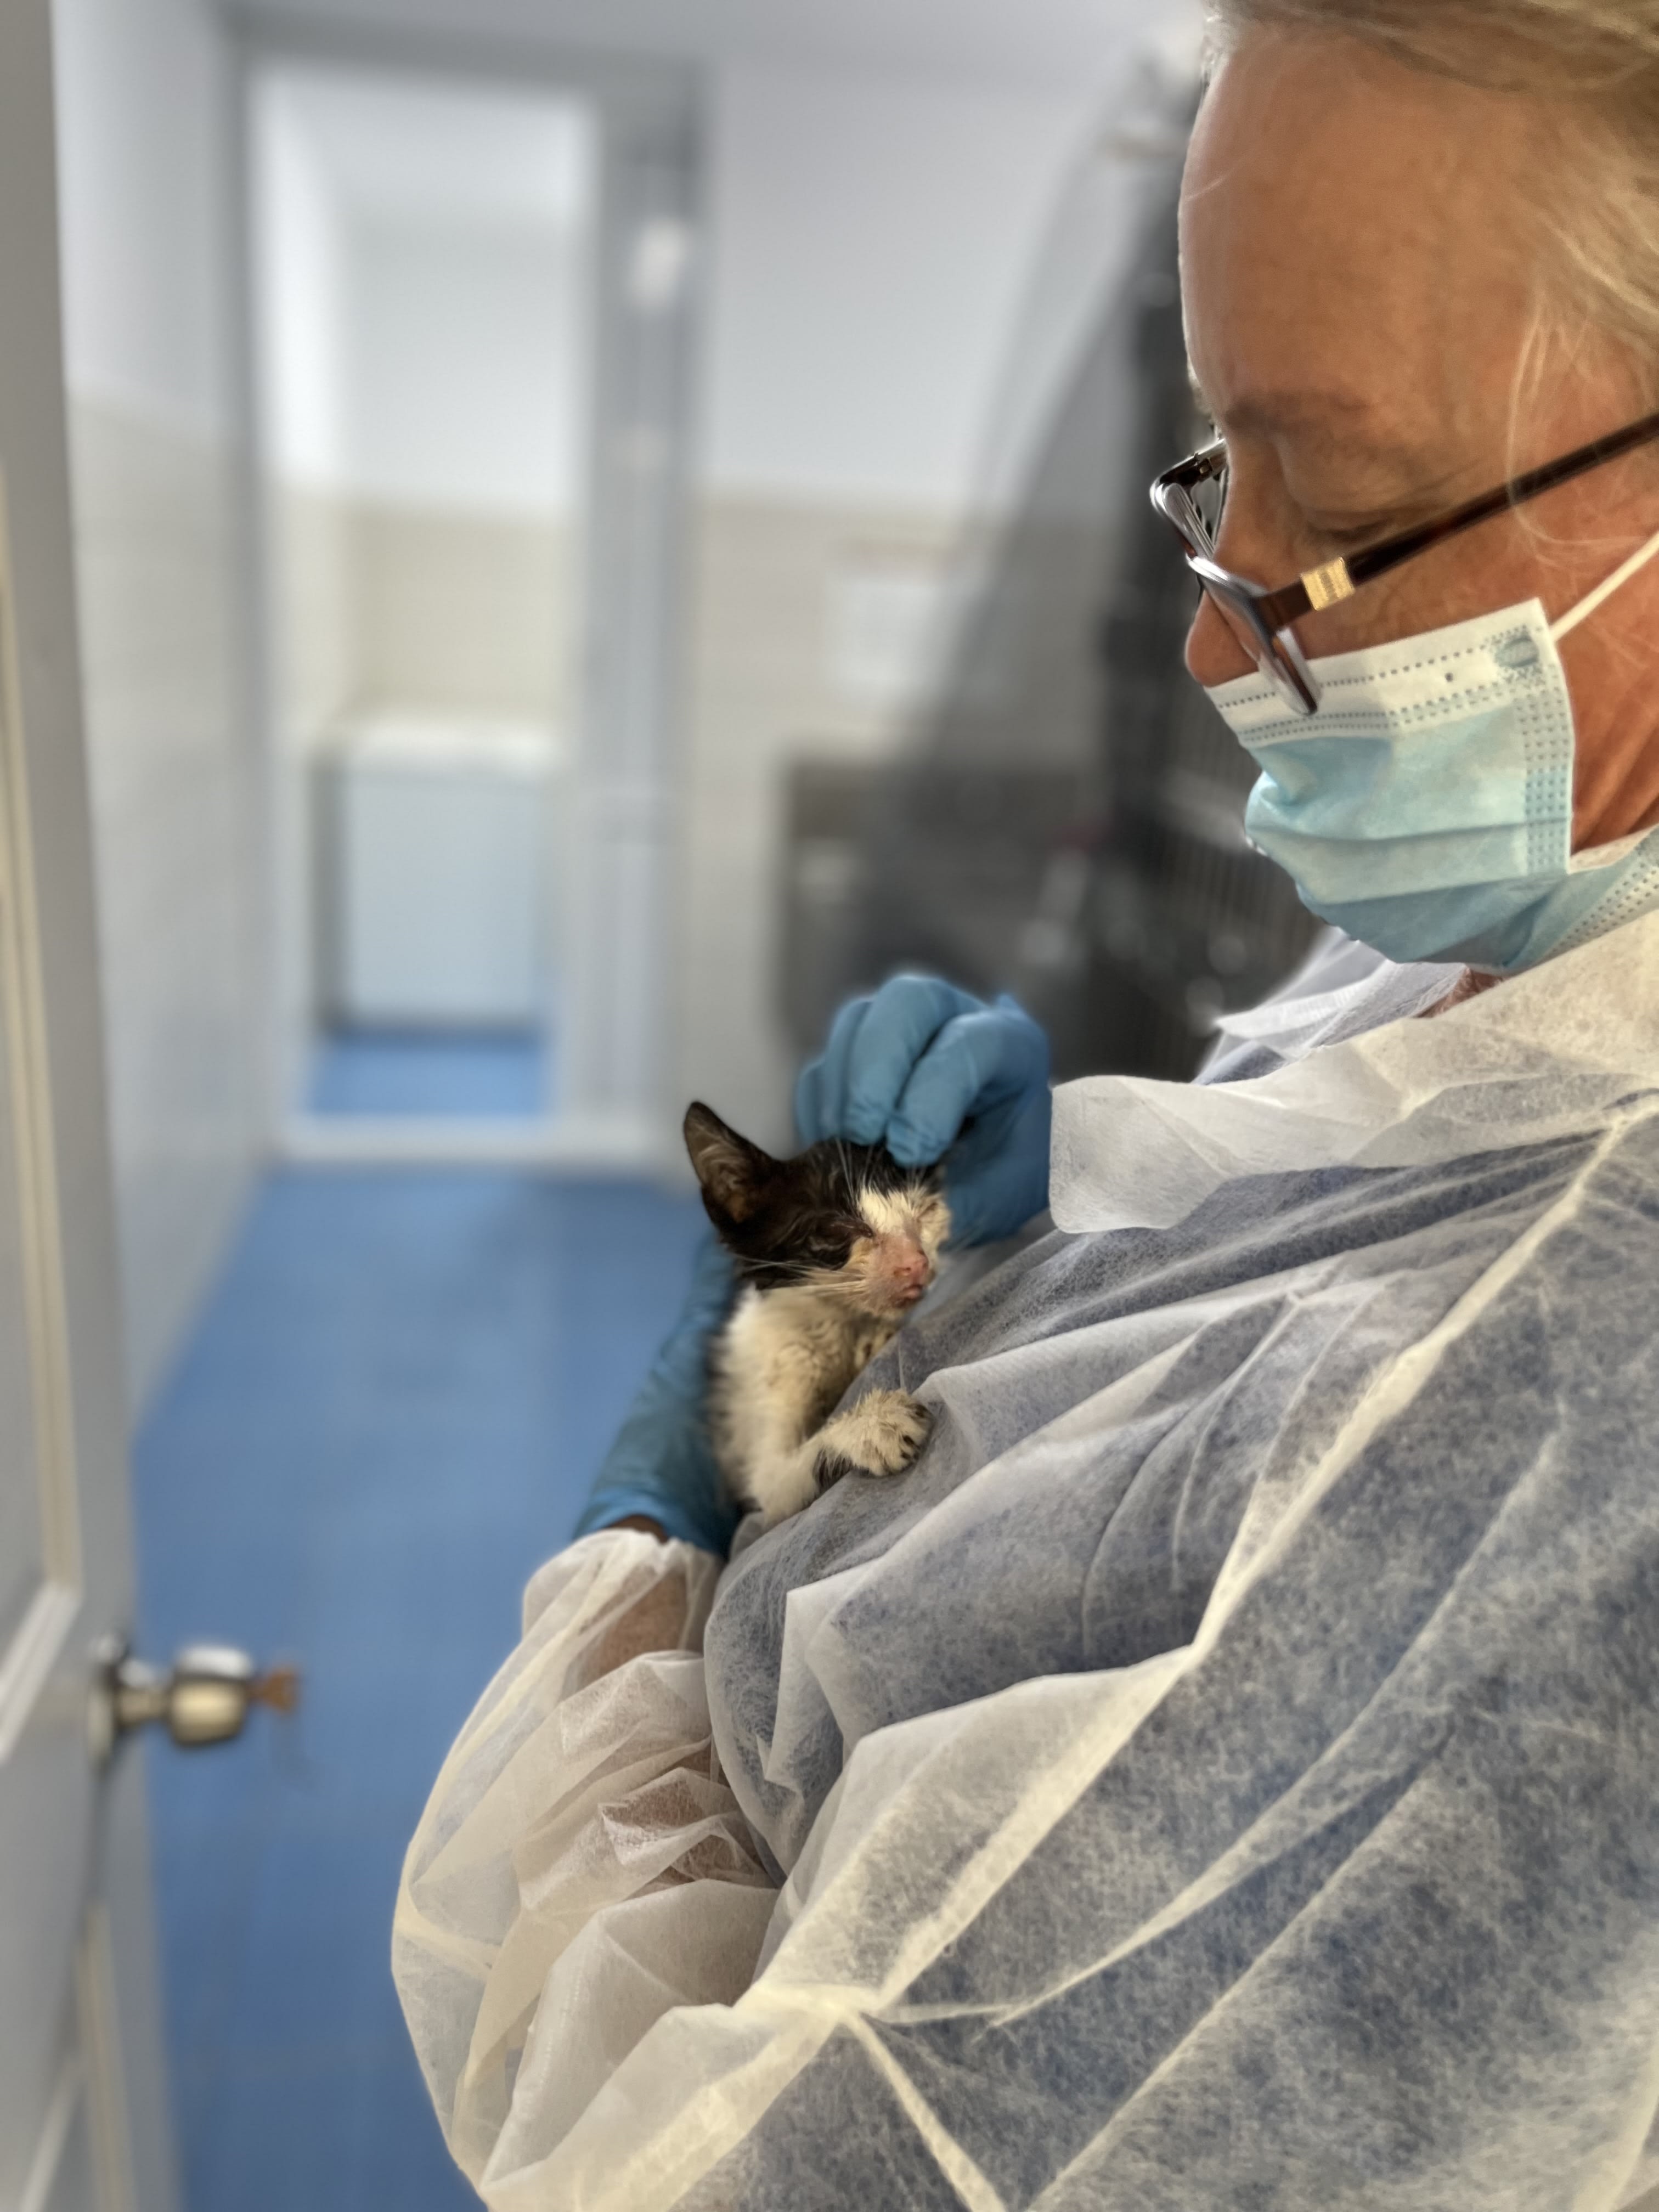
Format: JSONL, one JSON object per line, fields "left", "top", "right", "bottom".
{"left": 887, "top": 1003, "right": 1051, "bottom": 1166}
{"left": 797, "top": 976, "right": 979, "bottom": 1148}
{"left": 943, "top": 1090, "right": 1041, "bottom": 1192}
{"left": 940, "top": 1081, "right": 1053, "bottom": 1248}
{"left": 830, "top": 976, "right": 981, "bottom": 1147}
{"left": 794, "top": 994, "right": 872, "bottom": 1144}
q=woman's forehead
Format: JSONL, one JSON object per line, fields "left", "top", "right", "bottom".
{"left": 1180, "top": 31, "right": 1543, "bottom": 452}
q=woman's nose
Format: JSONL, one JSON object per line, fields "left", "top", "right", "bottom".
{"left": 1184, "top": 589, "right": 1257, "bottom": 689}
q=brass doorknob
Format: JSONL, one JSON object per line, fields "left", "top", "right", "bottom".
{"left": 88, "top": 1634, "right": 301, "bottom": 1765}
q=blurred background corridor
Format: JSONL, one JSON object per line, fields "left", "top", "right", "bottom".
{"left": 30, "top": 0, "right": 1321, "bottom": 2203}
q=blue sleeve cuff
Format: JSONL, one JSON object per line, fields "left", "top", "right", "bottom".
{"left": 571, "top": 1352, "right": 741, "bottom": 1555}
{"left": 572, "top": 1232, "right": 742, "bottom": 1558}
{"left": 572, "top": 1480, "right": 739, "bottom": 1555}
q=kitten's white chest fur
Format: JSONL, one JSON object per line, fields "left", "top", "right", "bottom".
{"left": 710, "top": 1285, "right": 930, "bottom": 1527}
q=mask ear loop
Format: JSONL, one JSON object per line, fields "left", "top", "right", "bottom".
{"left": 1549, "top": 518, "right": 1659, "bottom": 876}
{"left": 1550, "top": 521, "right": 1659, "bottom": 641}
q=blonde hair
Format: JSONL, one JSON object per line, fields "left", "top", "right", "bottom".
{"left": 1204, "top": 1, "right": 1659, "bottom": 394}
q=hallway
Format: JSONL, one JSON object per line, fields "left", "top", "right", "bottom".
{"left": 132, "top": 1168, "right": 706, "bottom": 2211}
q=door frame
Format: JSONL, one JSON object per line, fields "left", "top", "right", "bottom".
{"left": 0, "top": 6, "right": 179, "bottom": 2205}
{"left": 228, "top": 12, "right": 706, "bottom": 1172}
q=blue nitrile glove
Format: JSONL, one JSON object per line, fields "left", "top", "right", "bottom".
{"left": 573, "top": 1233, "right": 741, "bottom": 1555}
{"left": 794, "top": 976, "right": 1052, "bottom": 1248}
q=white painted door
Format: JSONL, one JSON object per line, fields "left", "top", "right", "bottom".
{"left": 0, "top": 5, "right": 178, "bottom": 2208}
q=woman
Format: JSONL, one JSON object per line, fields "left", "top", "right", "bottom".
{"left": 396, "top": 7, "right": 1659, "bottom": 2204}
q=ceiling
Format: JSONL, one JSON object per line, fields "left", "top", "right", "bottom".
{"left": 238, "top": 0, "right": 1204, "bottom": 101}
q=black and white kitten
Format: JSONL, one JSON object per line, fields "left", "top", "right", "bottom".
{"left": 684, "top": 1102, "right": 951, "bottom": 1529}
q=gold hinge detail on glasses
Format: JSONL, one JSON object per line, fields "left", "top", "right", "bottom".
{"left": 1301, "top": 557, "right": 1357, "bottom": 612}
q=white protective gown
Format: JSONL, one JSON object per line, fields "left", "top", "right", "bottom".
{"left": 395, "top": 913, "right": 1659, "bottom": 2212}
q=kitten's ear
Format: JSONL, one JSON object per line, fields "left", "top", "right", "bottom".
{"left": 684, "top": 1102, "right": 774, "bottom": 1225}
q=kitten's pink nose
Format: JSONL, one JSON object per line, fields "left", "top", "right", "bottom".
{"left": 889, "top": 1238, "right": 931, "bottom": 1302}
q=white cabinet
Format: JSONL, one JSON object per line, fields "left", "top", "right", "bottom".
{"left": 323, "top": 715, "right": 557, "bottom": 1026}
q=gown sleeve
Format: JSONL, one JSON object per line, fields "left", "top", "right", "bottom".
{"left": 392, "top": 1529, "right": 776, "bottom": 2189}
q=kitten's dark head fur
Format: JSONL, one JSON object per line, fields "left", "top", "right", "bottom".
{"left": 684, "top": 1102, "right": 950, "bottom": 1312}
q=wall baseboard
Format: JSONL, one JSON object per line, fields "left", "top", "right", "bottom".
{"left": 276, "top": 1109, "right": 672, "bottom": 1175}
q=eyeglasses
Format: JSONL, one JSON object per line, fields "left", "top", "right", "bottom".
{"left": 1150, "top": 408, "right": 1659, "bottom": 714}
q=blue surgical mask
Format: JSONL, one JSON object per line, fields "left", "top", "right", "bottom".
{"left": 1205, "top": 529, "right": 1659, "bottom": 972}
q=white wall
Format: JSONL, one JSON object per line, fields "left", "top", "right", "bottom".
{"left": 234, "top": 0, "right": 1194, "bottom": 117}
{"left": 256, "top": 78, "right": 590, "bottom": 750}
{"left": 257, "top": 80, "right": 352, "bottom": 488}
{"left": 53, "top": 0, "right": 234, "bottom": 437}
{"left": 348, "top": 219, "right": 585, "bottom": 514}
{"left": 258, "top": 70, "right": 590, "bottom": 515}
{"left": 255, "top": 70, "right": 595, "bottom": 1103}
{"left": 702, "top": 58, "right": 1101, "bottom": 509}
{"left": 256, "top": 83, "right": 590, "bottom": 739}
{"left": 53, "top": 0, "right": 263, "bottom": 1413}
{"left": 256, "top": 49, "right": 1141, "bottom": 525}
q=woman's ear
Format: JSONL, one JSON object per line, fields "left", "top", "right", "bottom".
{"left": 683, "top": 1103, "right": 775, "bottom": 1226}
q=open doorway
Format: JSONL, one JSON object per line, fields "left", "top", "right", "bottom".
{"left": 251, "top": 56, "right": 697, "bottom": 1166}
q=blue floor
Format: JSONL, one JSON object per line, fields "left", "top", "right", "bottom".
{"left": 307, "top": 1029, "right": 549, "bottom": 1118}
{"left": 133, "top": 1167, "right": 708, "bottom": 2212}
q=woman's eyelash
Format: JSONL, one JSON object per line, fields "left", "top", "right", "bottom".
{"left": 1308, "top": 498, "right": 1444, "bottom": 551}
{"left": 1305, "top": 516, "right": 1392, "bottom": 551}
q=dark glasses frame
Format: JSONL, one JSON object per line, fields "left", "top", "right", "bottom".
{"left": 1151, "top": 407, "right": 1659, "bottom": 713}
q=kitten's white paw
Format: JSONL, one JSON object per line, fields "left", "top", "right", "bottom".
{"left": 822, "top": 1390, "right": 931, "bottom": 1481}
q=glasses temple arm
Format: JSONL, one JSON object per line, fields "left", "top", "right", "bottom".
{"left": 1249, "top": 409, "right": 1659, "bottom": 639}
{"left": 1347, "top": 408, "right": 1659, "bottom": 591}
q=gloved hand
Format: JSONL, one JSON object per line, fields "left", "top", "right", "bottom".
{"left": 794, "top": 976, "right": 1052, "bottom": 1248}
{"left": 572, "top": 1232, "right": 741, "bottom": 1555}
